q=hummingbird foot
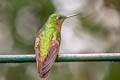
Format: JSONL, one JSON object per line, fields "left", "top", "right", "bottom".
{"left": 56, "top": 50, "right": 60, "bottom": 56}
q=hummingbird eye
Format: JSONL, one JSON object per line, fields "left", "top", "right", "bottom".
{"left": 56, "top": 16, "right": 62, "bottom": 20}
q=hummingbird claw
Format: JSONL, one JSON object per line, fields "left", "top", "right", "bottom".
{"left": 56, "top": 50, "right": 60, "bottom": 56}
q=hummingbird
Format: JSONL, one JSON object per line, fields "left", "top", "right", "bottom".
{"left": 34, "top": 13, "right": 78, "bottom": 78}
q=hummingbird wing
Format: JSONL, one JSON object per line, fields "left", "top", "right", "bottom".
{"left": 38, "top": 36, "right": 60, "bottom": 78}
{"left": 35, "top": 28, "right": 61, "bottom": 78}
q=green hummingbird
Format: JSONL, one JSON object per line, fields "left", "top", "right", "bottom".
{"left": 34, "top": 13, "right": 77, "bottom": 78}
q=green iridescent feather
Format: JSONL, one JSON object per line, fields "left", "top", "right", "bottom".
{"left": 38, "top": 14, "right": 66, "bottom": 56}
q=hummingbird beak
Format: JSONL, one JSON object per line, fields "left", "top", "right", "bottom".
{"left": 66, "top": 14, "right": 79, "bottom": 18}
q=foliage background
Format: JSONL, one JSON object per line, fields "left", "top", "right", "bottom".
{"left": 0, "top": 0, "right": 120, "bottom": 80}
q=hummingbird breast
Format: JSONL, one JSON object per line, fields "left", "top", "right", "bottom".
{"left": 40, "top": 29, "right": 57, "bottom": 57}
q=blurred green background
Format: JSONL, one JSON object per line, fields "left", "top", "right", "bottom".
{"left": 0, "top": 0, "right": 120, "bottom": 80}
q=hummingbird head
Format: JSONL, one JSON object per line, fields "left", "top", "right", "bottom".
{"left": 48, "top": 13, "right": 78, "bottom": 26}
{"left": 46, "top": 14, "right": 67, "bottom": 32}
{"left": 46, "top": 13, "right": 78, "bottom": 31}
{"left": 49, "top": 14, "right": 67, "bottom": 25}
